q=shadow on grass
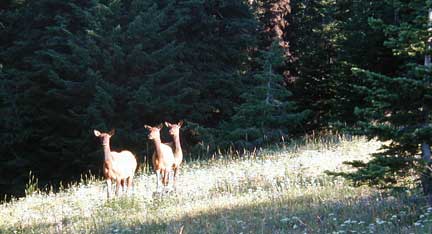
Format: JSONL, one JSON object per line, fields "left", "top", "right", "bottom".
{"left": 147, "top": 193, "right": 430, "bottom": 234}
{"left": 5, "top": 190, "right": 430, "bottom": 234}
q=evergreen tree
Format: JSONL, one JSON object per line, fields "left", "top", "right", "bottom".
{"left": 0, "top": 0, "right": 102, "bottom": 196}
{"left": 254, "top": 0, "right": 290, "bottom": 52}
{"left": 125, "top": 0, "right": 259, "bottom": 152}
{"left": 285, "top": 0, "right": 399, "bottom": 131}
{"left": 334, "top": 0, "right": 432, "bottom": 199}
{"left": 329, "top": 0, "right": 399, "bottom": 127}
{"left": 0, "top": 0, "right": 262, "bottom": 197}
{"left": 285, "top": 0, "right": 340, "bottom": 129}
{"left": 222, "top": 41, "right": 308, "bottom": 149}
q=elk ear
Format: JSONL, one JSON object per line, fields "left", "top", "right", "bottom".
{"left": 178, "top": 120, "right": 184, "bottom": 126}
{"left": 109, "top": 129, "right": 115, "bottom": 136}
{"left": 144, "top": 125, "right": 151, "bottom": 129}
{"left": 165, "top": 122, "right": 172, "bottom": 127}
{"left": 94, "top": 130, "right": 101, "bottom": 137}
{"left": 157, "top": 123, "right": 164, "bottom": 129}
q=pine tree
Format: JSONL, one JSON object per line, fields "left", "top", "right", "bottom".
{"left": 334, "top": 0, "right": 432, "bottom": 200}
{"left": 284, "top": 0, "right": 399, "bottom": 130}
{"left": 125, "top": 0, "right": 259, "bottom": 152}
{"left": 0, "top": 0, "right": 271, "bottom": 197}
{"left": 329, "top": 0, "right": 399, "bottom": 127}
{"left": 222, "top": 41, "right": 308, "bottom": 149}
{"left": 284, "top": 0, "right": 340, "bottom": 129}
{"left": 0, "top": 0, "right": 102, "bottom": 195}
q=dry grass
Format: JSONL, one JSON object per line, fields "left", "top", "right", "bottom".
{"left": 1, "top": 135, "right": 432, "bottom": 233}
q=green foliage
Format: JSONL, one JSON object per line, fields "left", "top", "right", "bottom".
{"left": 286, "top": 0, "right": 399, "bottom": 129}
{"left": 221, "top": 41, "right": 308, "bottom": 149}
{"left": 337, "top": 0, "right": 432, "bottom": 191}
{"left": 2, "top": 137, "right": 431, "bottom": 234}
{"left": 0, "top": 0, "right": 267, "bottom": 197}
{"left": 24, "top": 171, "right": 39, "bottom": 196}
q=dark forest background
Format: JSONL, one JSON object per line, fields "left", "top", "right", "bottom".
{"left": 1, "top": 0, "right": 432, "bottom": 199}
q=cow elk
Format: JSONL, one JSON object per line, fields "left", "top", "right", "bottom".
{"left": 94, "top": 129, "right": 137, "bottom": 198}
{"left": 144, "top": 124, "right": 175, "bottom": 193}
{"left": 165, "top": 121, "right": 184, "bottom": 190}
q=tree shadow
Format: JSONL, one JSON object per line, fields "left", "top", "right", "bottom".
{"left": 5, "top": 191, "right": 430, "bottom": 234}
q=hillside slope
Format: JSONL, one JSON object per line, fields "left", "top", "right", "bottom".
{"left": 1, "top": 136, "right": 431, "bottom": 234}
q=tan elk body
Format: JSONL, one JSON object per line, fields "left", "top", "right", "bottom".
{"left": 165, "top": 121, "right": 184, "bottom": 190}
{"left": 94, "top": 129, "right": 137, "bottom": 198}
{"left": 144, "top": 124, "right": 175, "bottom": 192}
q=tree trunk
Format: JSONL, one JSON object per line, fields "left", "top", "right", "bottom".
{"left": 421, "top": 8, "right": 432, "bottom": 205}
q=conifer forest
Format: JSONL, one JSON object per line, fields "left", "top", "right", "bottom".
{"left": 1, "top": 0, "right": 432, "bottom": 201}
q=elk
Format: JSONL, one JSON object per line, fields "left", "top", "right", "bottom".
{"left": 165, "top": 121, "right": 184, "bottom": 190}
{"left": 94, "top": 129, "right": 137, "bottom": 198}
{"left": 144, "top": 124, "right": 175, "bottom": 192}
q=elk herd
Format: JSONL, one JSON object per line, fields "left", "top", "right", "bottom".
{"left": 94, "top": 121, "right": 184, "bottom": 198}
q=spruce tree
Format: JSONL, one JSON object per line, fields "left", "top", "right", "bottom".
{"left": 223, "top": 41, "right": 308, "bottom": 149}
{"left": 335, "top": 0, "right": 432, "bottom": 200}
{"left": 284, "top": 0, "right": 340, "bottom": 129}
{"left": 0, "top": 0, "right": 102, "bottom": 195}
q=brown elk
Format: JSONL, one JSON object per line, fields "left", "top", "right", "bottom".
{"left": 165, "top": 121, "right": 184, "bottom": 190}
{"left": 94, "top": 129, "right": 137, "bottom": 198}
{"left": 144, "top": 124, "right": 175, "bottom": 192}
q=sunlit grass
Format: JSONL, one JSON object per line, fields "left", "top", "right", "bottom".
{"left": 1, "top": 135, "right": 432, "bottom": 233}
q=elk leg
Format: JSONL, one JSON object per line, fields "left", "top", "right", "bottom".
{"left": 106, "top": 179, "right": 112, "bottom": 199}
{"left": 115, "top": 179, "right": 121, "bottom": 196}
{"left": 169, "top": 170, "right": 174, "bottom": 191}
{"left": 127, "top": 177, "right": 133, "bottom": 196}
{"left": 174, "top": 167, "right": 180, "bottom": 191}
{"left": 121, "top": 179, "right": 126, "bottom": 193}
{"left": 156, "top": 171, "right": 162, "bottom": 192}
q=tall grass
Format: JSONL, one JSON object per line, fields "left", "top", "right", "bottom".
{"left": 1, "top": 135, "right": 431, "bottom": 233}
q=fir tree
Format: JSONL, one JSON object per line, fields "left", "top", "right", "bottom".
{"left": 0, "top": 0, "right": 102, "bottom": 196}
{"left": 223, "top": 41, "right": 308, "bottom": 149}
{"left": 334, "top": 0, "right": 432, "bottom": 200}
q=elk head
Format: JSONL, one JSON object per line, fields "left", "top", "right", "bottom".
{"left": 144, "top": 124, "right": 163, "bottom": 140}
{"left": 94, "top": 129, "right": 115, "bottom": 146}
{"left": 164, "top": 120, "right": 184, "bottom": 136}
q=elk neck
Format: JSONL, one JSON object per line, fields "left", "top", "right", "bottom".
{"left": 102, "top": 138, "right": 112, "bottom": 161}
{"left": 152, "top": 137, "right": 165, "bottom": 159}
{"left": 172, "top": 133, "right": 182, "bottom": 155}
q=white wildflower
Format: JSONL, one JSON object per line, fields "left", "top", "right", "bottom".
{"left": 375, "top": 218, "right": 385, "bottom": 225}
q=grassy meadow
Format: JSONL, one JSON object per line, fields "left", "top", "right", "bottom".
{"left": 1, "top": 135, "right": 432, "bottom": 234}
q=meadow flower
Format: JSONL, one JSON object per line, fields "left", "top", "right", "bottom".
{"left": 375, "top": 218, "right": 385, "bottom": 225}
